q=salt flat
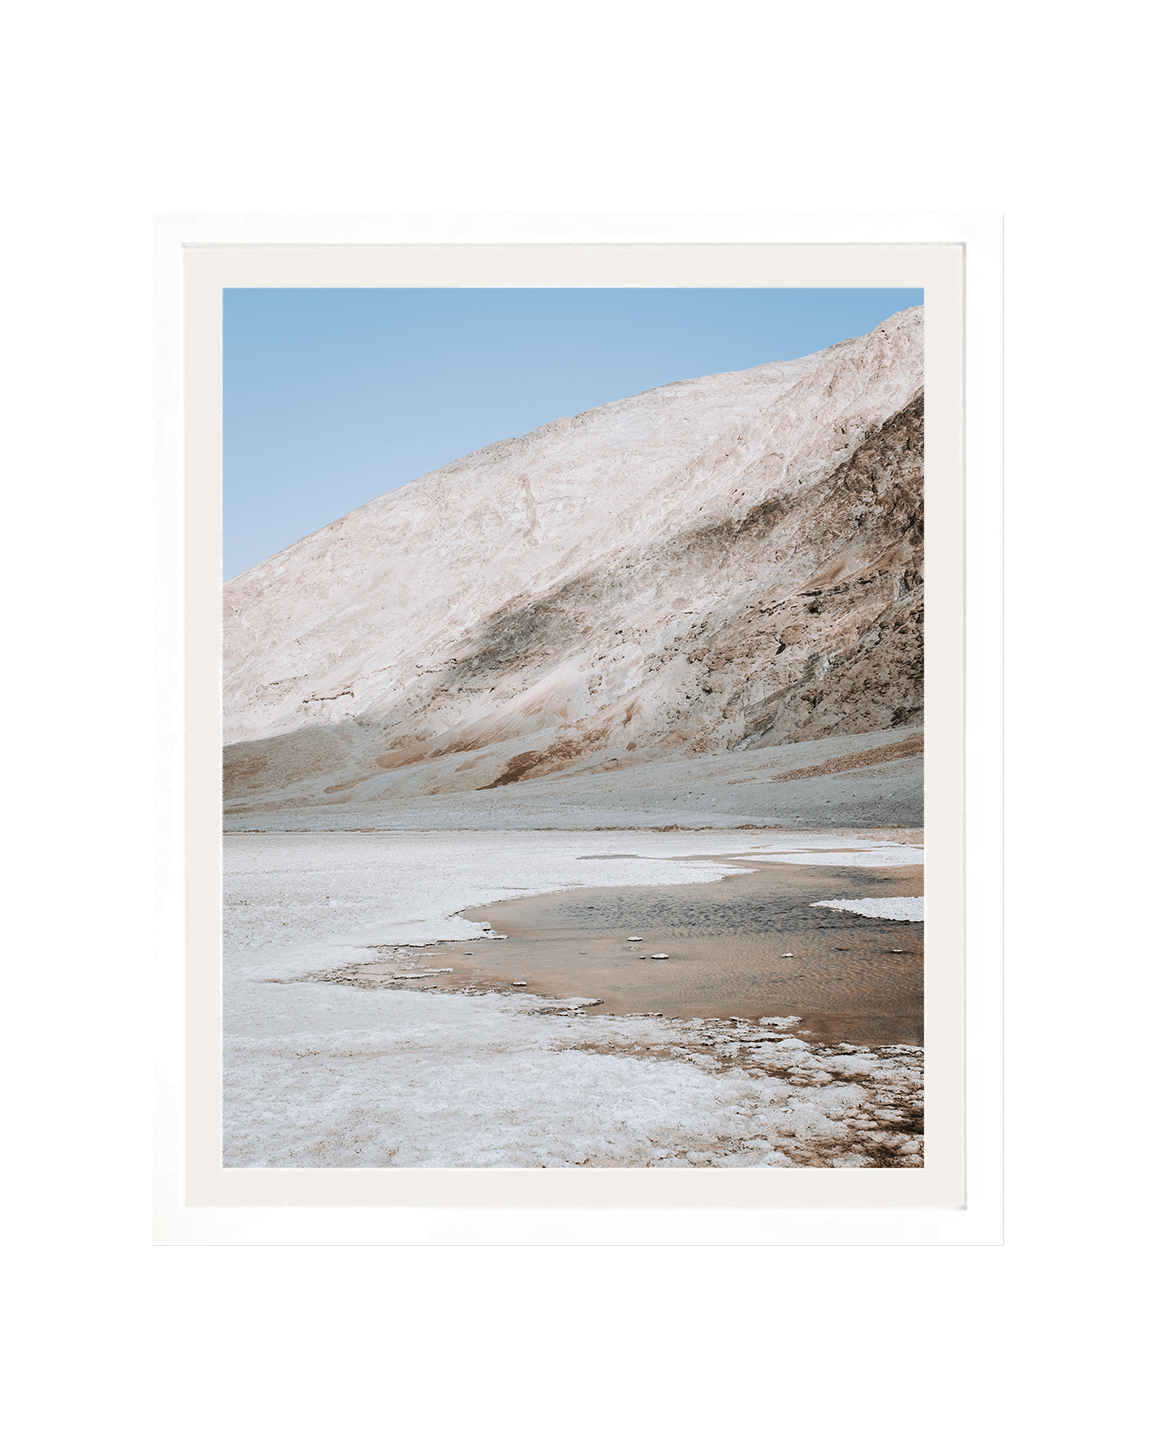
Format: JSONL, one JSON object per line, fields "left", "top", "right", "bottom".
{"left": 225, "top": 829, "right": 924, "bottom": 1168}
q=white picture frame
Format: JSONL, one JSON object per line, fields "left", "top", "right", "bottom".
{"left": 154, "top": 212, "right": 1002, "bottom": 1244}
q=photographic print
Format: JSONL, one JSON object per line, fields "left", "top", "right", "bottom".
{"left": 221, "top": 284, "right": 929, "bottom": 1171}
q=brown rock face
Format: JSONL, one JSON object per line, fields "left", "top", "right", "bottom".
{"left": 729, "top": 393, "right": 924, "bottom": 748}
{"left": 224, "top": 309, "right": 924, "bottom": 814}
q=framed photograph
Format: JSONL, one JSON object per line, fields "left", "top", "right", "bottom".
{"left": 155, "top": 213, "right": 1002, "bottom": 1243}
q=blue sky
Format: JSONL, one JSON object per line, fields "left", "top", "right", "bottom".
{"left": 224, "top": 287, "right": 923, "bottom": 579}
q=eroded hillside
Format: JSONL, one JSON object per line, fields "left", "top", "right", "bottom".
{"left": 224, "top": 309, "right": 924, "bottom": 818}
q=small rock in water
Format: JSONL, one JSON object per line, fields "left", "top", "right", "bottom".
{"left": 512, "top": 981, "right": 527, "bottom": 986}
{"left": 650, "top": 953, "right": 670, "bottom": 959}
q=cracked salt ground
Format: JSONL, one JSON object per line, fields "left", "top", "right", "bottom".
{"left": 224, "top": 985, "right": 923, "bottom": 1169}
{"left": 225, "top": 829, "right": 923, "bottom": 1168}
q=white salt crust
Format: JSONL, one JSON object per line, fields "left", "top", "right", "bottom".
{"left": 811, "top": 896, "right": 924, "bottom": 921}
{"left": 224, "top": 830, "right": 924, "bottom": 1169}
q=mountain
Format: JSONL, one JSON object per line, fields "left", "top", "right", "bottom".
{"left": 224, "top": 307, "right": 924, "bottom": 821}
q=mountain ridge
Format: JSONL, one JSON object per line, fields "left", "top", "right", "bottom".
{"left": 224, "top": 307, "right": 924, "bottom": 820}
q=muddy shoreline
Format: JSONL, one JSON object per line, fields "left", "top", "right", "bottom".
{"left": 230, "top": 830, "right": 926, "bottom": 1165}
{"left": 308, "top": 854, "right": 924, "bottom": 1048}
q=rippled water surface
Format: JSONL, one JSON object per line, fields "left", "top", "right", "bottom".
{"left": 454, "top": 858, "right": 924, "bottom": 1045}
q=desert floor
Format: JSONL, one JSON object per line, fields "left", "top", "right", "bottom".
{"left": 224, "top": 827, "right": 925, "bottom": 1168}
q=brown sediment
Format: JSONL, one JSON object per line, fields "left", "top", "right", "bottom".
{"left": 444, "top": 857, "right": 923, "bottom": 1047}
{"left": 767, "top": 732, "right": 923, "bottom": 783}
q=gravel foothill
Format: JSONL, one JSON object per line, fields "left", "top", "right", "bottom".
{"left": 224, "top": 726, "right": 924, "bottom": 836}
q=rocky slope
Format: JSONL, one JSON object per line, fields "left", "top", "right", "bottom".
{"left": 224, "top": 307, "right": 924, "bottom": 818}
